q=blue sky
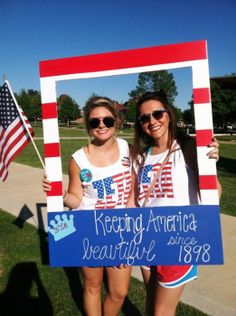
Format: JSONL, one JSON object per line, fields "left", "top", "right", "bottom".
{"left": 0, "top": 0, "right": 235, "bottom": 110}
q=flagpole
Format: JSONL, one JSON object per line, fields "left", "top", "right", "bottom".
{"left": 5, "top": 79, "right": 46, "bottom": 170}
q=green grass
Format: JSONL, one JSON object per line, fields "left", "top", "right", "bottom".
{"left": 217, "top": 143, "right": 236, "bottom": 216}
{"left": 0, "top": 209, "right": 208, "bottom": 316}
{"left": 31, "top": 126, "right": 133, "bottom": 138}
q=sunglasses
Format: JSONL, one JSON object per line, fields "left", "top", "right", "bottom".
{"left": 138, "top": 109, "right": 168, "bottom": 125}
{"left": 88, "top": 116, "right": 115, "bottom": 129}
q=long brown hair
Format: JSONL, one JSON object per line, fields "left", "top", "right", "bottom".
{"left": 131, "top": 90, "right": 176, "bottom": 165}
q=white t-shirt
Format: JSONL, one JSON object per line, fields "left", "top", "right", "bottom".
{"left": 72, "top": 138, "right": 132, "bottom": 210}
{"left": 137, "top": 142, "right": 200, "bottom": 207}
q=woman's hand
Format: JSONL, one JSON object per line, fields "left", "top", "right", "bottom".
{"left": 42, "top": 174, "right": 66, "bottom": 196}
{"left": 42, "top": 174, "right": 52, "bottom": 193}
{"left": 207, "top": 137, "right": 219, "bottom": 162}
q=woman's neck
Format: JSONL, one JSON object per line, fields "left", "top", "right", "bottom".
{"left": 152, "top": 136, "right": 169, "bottom": 154}
{"left": 91, "top": 136, "right": 116, "bottom": 150}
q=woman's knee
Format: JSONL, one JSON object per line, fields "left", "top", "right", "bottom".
{"left": 109, "top": 285, "right": 128, "bottom": 302}
{"left": 84, "top": 277, "right": 102, "bottom": 295}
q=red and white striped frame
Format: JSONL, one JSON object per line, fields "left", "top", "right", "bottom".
{"left": 39, "top": 40, "right": 218, "bottom": 212}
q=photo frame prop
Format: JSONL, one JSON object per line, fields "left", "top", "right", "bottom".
{"left": 39, "top": 40, "right": 223, "bottom": 266}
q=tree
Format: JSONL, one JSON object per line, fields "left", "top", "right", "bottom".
{"left": 123, "top": 99, "right": 137, "bottom": 123}
{"left": 183, "top": 98, "right": 194, "bottom": 126}
{"left": 125, "top": 70, "right": 180, "bottom": 123}
{"left": 128, "top": 70, "right": 178, "bottom": 106}
{"left": 210, "top": 80, "right": 236, "bottom": 128}
{"left": 15, "top": 89, "right": 41, "bottom": 121}
{"left": 58, "top": 94, "right": 81, "bottom": 126}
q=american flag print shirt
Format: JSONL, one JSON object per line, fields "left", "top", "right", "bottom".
{"left": 137, "top": 145, "right": 200, "bottom": 207}
{"left": 72, "top": 138, "right": 132, "bottom": 210}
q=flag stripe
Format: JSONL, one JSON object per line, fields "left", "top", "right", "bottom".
{"left": 1, "top": 130, "right": 30, "bottom": 168}
{"left": 0, "top": 81, "right": 33, "bottom": 181}
{"left": 0, "top": 120, "right": 26, "bottom": 157}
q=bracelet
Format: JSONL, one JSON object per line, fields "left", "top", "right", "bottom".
{"left": 63, "top": 190, "right": 67, "bottom": 198}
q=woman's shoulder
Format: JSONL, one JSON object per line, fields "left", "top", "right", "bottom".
{"left": 72, "top": 146, "right": 87, "bottom": 161}
{"left": 117, "top": 137, "right": 128, "bottom": 145}
{"left": 72, "top": 146, "right": 83, "bottom": 156}
{"left": 117, "top": 137, "right": 131, "bottom": 151}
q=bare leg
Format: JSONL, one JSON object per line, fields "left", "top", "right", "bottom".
{"left": 81, "top": 266, "right": 103, "bottom": 316}
{"left": 141, "top": 267, "right": 155, "bottom": 316}
{"left": 154, "top": 284, "right": 185, "bottom": 316}
{"left": 103, "top": 266, "right": 132, "bottom": 316}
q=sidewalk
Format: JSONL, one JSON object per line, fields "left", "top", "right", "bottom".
{"left": 1, "top": 162, "right": 236, "bottom": 316}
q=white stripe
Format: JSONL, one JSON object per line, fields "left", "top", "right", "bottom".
{"left": 0, "top": 168, "right": 7, "bottom": 180}
{"left": 43, "top": 119, "right": 60, "bottom": 143}
{"left": 1, "top": 122, "right": 26, "bottom": 158}
{"left": 0, "top": 117, "right": 22, "bottom": 145}
{"left": 160, "top": 275, "right": 197, "bottom": 288}
{"left": 194, "top": 103, "right": 213, "bottom": 130}
{"left": 200, "top": 189, "right": 219, "bottom": 204}
{"left": 197, "top": 147, "right": 217, "bottom": 176}
{"left": 40, "top": 77, "right": 57, "bottom": 103}
{"left": 47, "top": 196, "right": 64, "bottom": 213}
{"left": 3, "top": 134, "right": 29, "bottom": 166}
{"left": 45, "top": 157, "right": 63, "bottom": 181}
{"left": 192, "top": 60, "right": 210, "bottom": 88}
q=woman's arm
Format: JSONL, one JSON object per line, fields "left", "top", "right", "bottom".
{"left": 207, "top": 137, "right": 222, "bottom": 198}
{"left": 63, "top": 158, "right": 84, "bottom": 208}
{"left": 126, "top": 168, "right": 139, "bottom": 208}
{"left": 42, "top": 157, "right": 83, "bottom": 209}
{"left": 183, "top": 137, "right": 222, "bottom": 198}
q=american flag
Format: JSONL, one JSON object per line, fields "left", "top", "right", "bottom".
{"left": 138, "top": 161, "right": 174, "bottom": 204}
{"left": 95, "top": 171, "right": 131, "bottom": 209}
{"left": 0, "top": 81, "right": 33, "bottom": 181}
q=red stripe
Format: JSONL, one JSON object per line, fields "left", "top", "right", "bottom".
{"left": 0, "top": 134, "right": 30, "bottom": 180}
{"left": 199, "top": 175, "right": 217, "bottom": 190}
{"left": 0, "top": 120, "right": 22, "bottom": 149}
{"left": 4, "top": 137, "right": 30, "bottom": 169}
{"left": 42, "top": 103, "right": 58, "bottom": 119}
{"left": 44, "top": 143, "right": 60, "bottom": 157}
{"left": 196, "top": 129, "right": 213, "bottom": 146}
{"left": 47, "top": 181, "right": 63, "bottom": 196}
{"left": 3, "top": 131, "right": 29, "bottom": 166}
{"left": 0, "top": 121, "right": 30, "bottom": 165}
{"left": 40, "top": 40, "right": 207, "bottom": 77}
{"left": 193, "top": 88, "right": 211, "bottom": 104}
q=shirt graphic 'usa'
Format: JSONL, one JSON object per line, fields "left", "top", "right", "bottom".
{"left": 92, "top": 171, "right": 131, "bottom": 209}
{"left": 138, "top": 161, "right": 174, "bottom": 204}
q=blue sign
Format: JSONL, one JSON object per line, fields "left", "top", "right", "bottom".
{"left": 47, "top": 205, "right": 224, "bottom": 267}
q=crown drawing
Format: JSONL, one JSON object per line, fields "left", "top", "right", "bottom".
{"left": 48, "top": 213, "right": 76, "bottom": 241}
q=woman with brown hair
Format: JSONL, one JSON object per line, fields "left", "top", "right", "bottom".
{"left": 43, "top": 96, "right": 132, "bottom": 316}
{"left": 130, "top": 90, "right": 221, "bottom": 316}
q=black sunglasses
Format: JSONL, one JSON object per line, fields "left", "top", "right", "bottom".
{"left": 88, "top": 116, "right": 115, "bottom": 129}
{"left": 138, "top": 109, "right": 168, "bottom": 125}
